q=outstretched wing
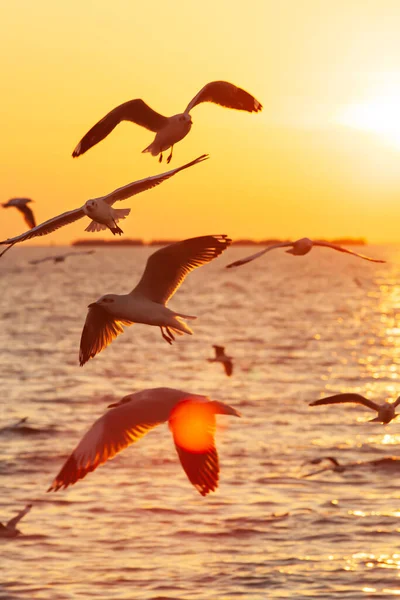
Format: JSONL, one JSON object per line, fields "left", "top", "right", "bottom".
{"left": 313, "top": 241, "right": 385, "bottom": 263}
{"left": 6, "top": 504, "right": 32, "bottom": 529}
{"left": 48, "top": 403, "right": 164, "bottom": 491}
{"left": 224, "top": 360, "right": 233, "bottom": 377}
{"left": 133, "top": 234, "right": 232, "bottom": 304}
{"left": 185, "top": 81, "right": 262, "bottom": 114}
{"left": 99, "top": 155, "right": 209, "bottom": 206}
{"left": 72, "top": 99, "right": 169, "bottom": 157}
{"left": 213, "top": 345, "right": 225, "bottom": 357}
{"left": 79, "top": 304, "right": 133, "bottom": 366}
{"left": 310, "top": 393, "right": 380, "bottom": 412}
{"left": 226, "top": 242, "right": 293, "bottom": 269}
{"left": 17, "top": 205, "right": 36, "bottom": 229}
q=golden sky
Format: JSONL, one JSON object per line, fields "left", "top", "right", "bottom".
{"left": 2, "top": 0, "right": 400, "bottom": 244}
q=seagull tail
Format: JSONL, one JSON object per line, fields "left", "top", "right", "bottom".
{"left": 169, "top": 313, "right": 197, "bottom": 335}
{"left": 142, "top": 141, "right": 160, "bottom": 157}
{"left": 85, "top": 221, "right": 108, "bottom": 233}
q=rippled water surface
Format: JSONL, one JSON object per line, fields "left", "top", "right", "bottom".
{"left": 2, "top": 244, "right": 400, "bottom": 599}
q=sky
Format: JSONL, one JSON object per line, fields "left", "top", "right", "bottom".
{"left": 2, "top": 0, "right": 400, "bottom": 244}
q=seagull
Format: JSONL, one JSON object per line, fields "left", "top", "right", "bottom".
{"left": 0, "top": 504, "right": 32, "bottom": 538}
{"left": 0, "top": 155, "right": 208, "bottom": 259}
{"left": 48, "top": 387, "right": 240, "bottom": 496}
{"left": 208, "top": 345, "right": 233, "bottom": 376}
{"left": 79, "top": 234, "right": 231, "bottom": 365}
{"left": 309, "top": 393, "right": 400, "bottom": 424}
{"left": 226, "top": 237, "right": 385, "bottom": 268}
{"left": 30, "top": 250, "right": 95, "bottom": 265}
{"left": 72, "top": 80, "right": 262, "bottom": 163}
{"left": 303, "top": 455, "right": 400, "bottom": 477}
{"left": 2, "top": 198, "right": 36, "bottom": 229}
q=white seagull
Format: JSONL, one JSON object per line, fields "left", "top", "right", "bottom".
{"left": 30, "top": 250, "right": 95, "bottom": 265}
{"left": 0, "top": 155, "right": 208, "bottom": 259}
{"left": 0, "top": 504, "right": 32, "bottom": 538}
{"left": 208, "top": 345, "right": 233, "bottom": 377}
{"left": 48, "top": 387, "right": 240, "bottom": 496}
{"left": 72, "top": 80, "right": 262, "bottom": 163}
{"left": 226, "top": 237, "right": 385, "bottom": 268}
{"left": 79, "top": 234, "right": 231, "bottom": 365}
{"left": 2, "top": 198, "right": 36, "bottom": 229}
{"left": 309, "top": 393, "right": 400, "bottom": 424}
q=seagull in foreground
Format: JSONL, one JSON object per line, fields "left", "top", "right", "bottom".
{"left": 30, "top": 250, "right": 95, "bottom": 265}
{"left": 309, "top": 393, "right": 400, "bottom": 424}
{"left": 72, "top": 81, "right": 262, "bottom": 163}
{"left": 208, "top": 345, "right": 233, "bottom": 377}
{"left": 79, "top": 234, "right": 231, "bottom": 365}
{"left": 226, "top": 237, "right": 385, "bottom": 268}
{"left": 48, "top": 387, "right": 240, "bottom": 496}
{"left": 0, "top": 504, "right": 32, "bottom": 538}
{"left": 2, "top": 198, "right": 36, "bottom": 229}
{"left": 0, "top": 155, "right": 208, "bottom": 259}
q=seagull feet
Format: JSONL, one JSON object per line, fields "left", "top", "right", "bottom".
{"left": 160, "top": 326, "right": 175, "bottom": 345}
{"left": 166, "top": 146, "right": 173, "bottom": 164}
{"left": 159, "top": 153, "right": 163, "bottom": 163}
{"left": 110, "top": 222, "right": 123, "bottom": 236}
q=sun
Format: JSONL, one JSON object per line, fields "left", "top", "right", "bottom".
{"left": 338, "top": 94, "right": 400, "bottom": 148}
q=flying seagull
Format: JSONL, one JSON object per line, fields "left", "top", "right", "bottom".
{"left": 309, "top": 393, "right": 400, "bottom": 424}
{"left": 303, "top": 455, "right": 400, "bottom": 477}
{"left": 0, "top": 155, "right": 208, "bottom": 259}
{"left": 0, "top": 504, "right": 32, "bottom": 538}
{"left": 226, "top": 237, "right": 385, "bottom": 268}
{"left": 30, "top": 250, "right": 95, "bottom": 265}
{"left": 72, "top": 80, "right": 262, "bottom": 163}
{"left": 48, "top": 387, "right": 240, "bottom": 496}
{"left": 208, "top": 345, "right": 233, "bottom": 377}
{"left": 79, "top": 234, "right": 231, "bottom": 365}
{"left": 2, "top": 198, "right": 36, "bottom": 229}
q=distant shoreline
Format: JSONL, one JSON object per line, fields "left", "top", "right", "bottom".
{"left": 71, "top": 237, "right": 367, "bottom": 247}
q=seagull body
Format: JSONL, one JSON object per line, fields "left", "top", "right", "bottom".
{"left": 30, "top": 250, "right": 95, "bottom": 265}
{"left": 0, "top": 505, "right": 32, "bottom": 538}
{"left": 208, "top": 345, "right": 233, "bottom": 377}
{"left": 2, "top": 198, "right": 36, "bottom": 229}
{"left": 72, "top": 81, "right": 262, "bottom": 163}
{"left": 309, "top": 393, "right": 400, "bottom": 424}
{"left": 48, "top": 387, "right": 240, "bottom": 496}
{"left": 0, "top": 155, "right": 208, "bottom": 259}
{"left": 226, "top": 237, "right": 385, "bottom": 268}
{"left": 79, "top": 234, "right": 231, "bottom": 365}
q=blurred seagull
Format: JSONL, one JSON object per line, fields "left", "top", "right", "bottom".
{"left": 0, "top": 155, "right": 208, "bottom": 259}
{"left": 48, "top": 387, "right": 240, "bottom": 496}
{"left": 30, "top": 250, "right": 95, "bottom": 265}
{"left": 208, "top": 345, "right": 233, "bottom": 377}
{"left": 72, "top": 80, "right": 262, "bottom": 163}
{"left": 2, "top": 198, "right": 36, "bottom": 229}
{"left": 303, "top": 455, "right": 400, "bottom": 477}
{"left": 226, "top": 237, "right": 385, "bottom": 268}
{"left": 79, "top": 234, "right": 232, "bottom": 365}
{"left": 309, "top": 393, "right": 400, "bottom": 424}
{"left": 0, "top": 504, "right": 32, "bottom": 538}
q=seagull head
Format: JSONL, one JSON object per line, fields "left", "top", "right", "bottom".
{"left": 88, "top": 294, "right": 118, "bottom": 311}
{"left": 178, "top": 113, "right": 192, "bottom": 125}
{"left": 84, "top": 199, "right": 98, "bottom": 213}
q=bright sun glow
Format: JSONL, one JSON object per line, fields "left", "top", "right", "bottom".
{"left": 339, "top": 94, "right": 400, "bottom": 148}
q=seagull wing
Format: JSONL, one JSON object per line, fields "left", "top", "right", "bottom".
{"left": 0, "top": 207, "right": 85, "bottom": 252}
{"left": 30, "top": 256, "right": 54, "bottom": 265}
{"left": 48, "top": 401, "right": 165, "bottom": 491}
{"left": 184, "top": 81, "right": 262, "bottom": 114}
{"left": 393, "top": 396, "right": 400, "bottom": 408}
{"left": 226, "top": 242, "right": 294, "bottom": 268}
{"left": 224, "top": 360, "right": 233, "bottom": 377}
{"left": 213, "top": 345, "right": 225, "bottom": 357}
{"left": 100, "top": 154, "right": 209, "bottom": 206}
{"left": 313, "top": 241, "right": 385, "bottom": 263}
{"left": 6, "top": 505, "right": 32, "bottom": 529}
{"left": 79, "top": 304, "right": 134, "bottom": 366}
{"left": 72, "top": 99, "right": 169, "bottom": 157}
{"left": 132, "top": 234, "right": 232, "bottom": 304}
{"left": 16, "top": 205, "right": 36, "bottom": 229}
{"left": 309, "top": 393, "right": 380, "bottom": 412}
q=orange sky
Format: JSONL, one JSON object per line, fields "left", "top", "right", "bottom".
{"left": 2, "top": 0, "right": 400, "bottom": 244}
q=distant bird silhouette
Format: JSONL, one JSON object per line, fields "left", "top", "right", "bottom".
{"left": 48, "top": 387, "right": 240, "bottom": 496}
{"left": 30, "top": 250, "right": 95, "bottom": 265}
{"left": 303, "top": 455, "right": 400, "bottom": 477}
{"left": 2, "top": 198, "right": 36, "bottom": 229}
{"left": 0, "top": 155, "right": 208, "bottom": 259}
{"left": 226, "top": 237, "right": 385, "bottom": 268}
{"left": 208, "top": 345, "right": 233, "bottom": 376}
{"left": 72, "top": 81, "right": 262, "bottom": 163}
{"left": 310, "top": 393, "right": 400, "bottom": 424}
{"left": 0, "top": 505, "right": 32, "bottom": 538}
{"left": 79, "top": 235, "right": 231, "bottom": 365}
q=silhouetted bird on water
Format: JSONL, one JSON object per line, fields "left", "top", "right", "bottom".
{"left": 2, "top": 198, "right": 36, "bottom": 229}
{"left": 309, "top": 393, "right": 400, "bottom": 424}
{"left": 0, "top": 505, "right": 32, "bottom": 538}
{"left": 303, "top": 455, "right": 400, "bottom": 477}
{"left": 208, "top": 345, "right": 233, "bottom": 376}
{"left": 30, "top": 250, "right": 95, "bottom": 265}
